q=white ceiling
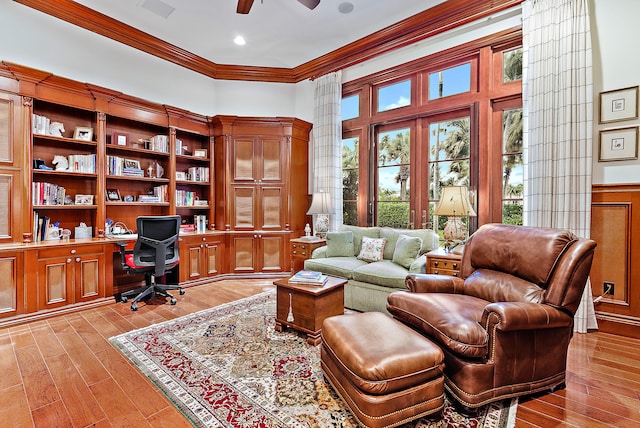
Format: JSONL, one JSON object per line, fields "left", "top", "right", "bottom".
{"left": 75, "top": 0, "right": 445, "bottom": 68}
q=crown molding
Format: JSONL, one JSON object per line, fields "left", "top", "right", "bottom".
{"left": 13, "top": 0, "right": 523, "bottom": 83}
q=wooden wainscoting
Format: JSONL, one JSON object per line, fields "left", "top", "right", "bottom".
{"left": 592, "top": 184, "right": 640, "bottom": 338}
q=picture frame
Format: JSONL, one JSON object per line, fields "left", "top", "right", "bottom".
{"left": 193, "top": 148, "right": 208, "bottom": 158}
{"left": 106, "top": 188, "right": 121, "bottom": 201}
{"left": 112, "top": 132, "right": 129, "bottom": 146}
{"left": 75, "top": 194, "right": 94, "bottom": 205}
{"left": 73, "top": 126, "right": 94, "bottom": 141}
{"left": 599, "top": 86, "right": 639, "bottom": 124}
{"left": 124, "top": 159, "right": 141, "bottom": 169}
{"left": 598, "top": 126, "right": 639, "bottom": 162}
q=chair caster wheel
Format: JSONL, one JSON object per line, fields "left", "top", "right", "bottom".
{"left": 121, "top": 296, "right": 128, "bottom": 303}
{"left": 179, "top": 289, "right": 185, "bottom": 295}
{"left": 170, "top": 298, "right": 177, "bottom": 305}
{"left": 131, "top": 303, "right": 138, "bottom": 311}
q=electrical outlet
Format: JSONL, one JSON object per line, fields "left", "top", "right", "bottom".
{"left": 603, "top": 281, "right": 615, "bottom": 295}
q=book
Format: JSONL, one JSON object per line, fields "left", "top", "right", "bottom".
{"left": 289, "top": 270, "right": 328, "bottom": 285}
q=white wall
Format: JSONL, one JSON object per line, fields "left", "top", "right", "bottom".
{"left": 591, "top": 0, "right": 640, "bottom": 184}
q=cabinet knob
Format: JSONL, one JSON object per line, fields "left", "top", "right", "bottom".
{"left": 292, "top": 250, "right": 297, "bottom": 254}
{"left": 434, "top": 261, "right": 439, "bottom": 266}
{"left": 66, "top": 258, "right": 72, "bottom": 263}
{"left": 434, "top": 270, "right": 439, "bottom": 274}
{"left": 453, "top": 263, "right": 458, "bottom": 268}
{"left": 75, "top": 257, "right": 81, "bottom": 263}
{"left": 70, "top": 249, "right": 77, "bottom": 255}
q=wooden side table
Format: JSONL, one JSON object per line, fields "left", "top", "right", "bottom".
{"left": 274, "top": 275, "right": 346, "bottom": 345}
{"left": 290, "top": 237, "right": 326, "bottom": 273}
{"left": 426, "top": 247, "right": 462, "bottom": 277}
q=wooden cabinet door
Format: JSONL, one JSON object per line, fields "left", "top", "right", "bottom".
{"left": 184, "top": 243, "right": 204, "bottom": 281}
{"left": 231, "top": 137, "right": 257, "bottom": 183}
{"left": 259, "top": 137, "right": 286, "bottom": 183}
{"left": 230, "top": 234, "right": 257, "bottom": 273}
{"left": 203, "top": 241, "right": 222, "bottom": 276}
{"left": 0, "top": 93, "right": 24, "bottom": 243}
{"left": 260, "top": 234, "right": 286, "bottom": 272}
{"left": 74, "top": 252, "right": 105, "bottom": 302}
{"left": 0, "top": 251, "right": 24, "bottom": 318}
{"left": 260, "top": 186, "right": 285, "bottom": 230}
{"left": 231, "top": 186, "right": 256, "bottom": 229}
{"left": 37, "top": 257, "right": 74, "bottom": 311}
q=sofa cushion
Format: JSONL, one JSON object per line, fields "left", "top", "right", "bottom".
{"left": 392, "top": 234, "right": 422, "bottom": 268}
{"left": 387, "top": 292, "right": 489, "bottom": 359}
{"left": 325, "top": 231, "right": 354, "bottom": 257}
{"left": 396, "top": 229, "right": 440, "bottom": 255}
{"left": 339, "top": 225, "right": 380, "bottom": 256}
{"left": 357, "top": 236, "right": 387, "bottom": 262}
{"left": 304, "top": 256, "right": 367, "bottom": 279}
{"left": 352, "top": 260, "right": 410, "bottom": 288}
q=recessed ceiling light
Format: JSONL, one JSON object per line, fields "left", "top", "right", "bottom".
{"left": 234, "top": 36, "right": 246, "bottom": 46}
{"left": 338, "top": 2, "right": 354, "bottom": 14}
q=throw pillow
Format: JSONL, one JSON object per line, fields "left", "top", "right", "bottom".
{"left": 357, "top": 236, "right": 387, "bottom": 262}
{"left": 325, "top": 231, "right": 355, "bottom": 257}
{"left": 392, "top": 234, "right": 423, "bottom": 268}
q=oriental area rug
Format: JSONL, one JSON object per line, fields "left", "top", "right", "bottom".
{"left": 110, "top": 291, "right": 517, "bottom": 428}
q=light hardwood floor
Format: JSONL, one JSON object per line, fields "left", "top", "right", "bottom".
{"left": 1, "top": 279, "right": 638, "bottom": 427}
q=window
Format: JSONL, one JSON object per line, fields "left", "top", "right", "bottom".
{"left": 501, "top": 108, "right": 523, "bottom": 225}
{"left": 428, "top": 117, "right": 471, "bottom": 229}
{"left": 341, "top": 31, "right": 522, "bottom": 230}
{"left": 342, "top": 94, "right": 359, "bottom": 121}
{"left": 342, "top": 137, "right": 359, "bottom": 225}
{"left": 377, "top": 80, "right": 411, "bottom": 112}
{"left": 503, "top": 48, "right": 522, "bottom": 83}
{"left": 428, "top": 63, "right": 471, "bottom": 100}
{"left": 377, "top": 128, "right": 410, "bottom": 227}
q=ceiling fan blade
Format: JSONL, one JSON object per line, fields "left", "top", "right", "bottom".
{"left": 298, "top": 0, "right": 320, "bottom": 10}
{"left": 237, "top": 0, "right": 255, "bottom": 14}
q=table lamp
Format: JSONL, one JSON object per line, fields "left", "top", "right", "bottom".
{"left": 306, "top": 191, "right": 334, "bottom": 238}
{"left": 434, "top": 185, "right": 476, "bottom": 250}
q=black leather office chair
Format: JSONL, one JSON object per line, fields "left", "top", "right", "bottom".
{"left": 116, "top": 215, "right": 184, "bottom": 311}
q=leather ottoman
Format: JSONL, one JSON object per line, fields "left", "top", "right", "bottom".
{"left": 321, "top": 312, "right": 445, "bottom": 428}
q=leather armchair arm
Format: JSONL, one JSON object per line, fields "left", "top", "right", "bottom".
{"left": 482, "top": 301, "right": 573, "bottom": 332}
{"left": 405, "top": 273, "right": 465, "bottom": 293}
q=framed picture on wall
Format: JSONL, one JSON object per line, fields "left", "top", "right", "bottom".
{"left": 598, "top": 126, "right": 639, "bottom": 161}
{"left": 599, "top": 86, "right": 639, "bottom": 123}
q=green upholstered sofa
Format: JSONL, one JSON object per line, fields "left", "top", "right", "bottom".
{"left": 303, "top": 225, "right": 439, "bottom": 313}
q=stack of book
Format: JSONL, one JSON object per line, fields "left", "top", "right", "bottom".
{"left": 289, "top": 270, "right": 328, "bottom": 286}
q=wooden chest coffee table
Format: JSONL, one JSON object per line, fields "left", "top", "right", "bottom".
{"left": 274, "top": 275, "right": 347, "bottom": 345}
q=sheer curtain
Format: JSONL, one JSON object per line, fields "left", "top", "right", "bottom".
{"left": 522, "top": 0, "right": 597, "bottom": 332}
{"left": 310, "top": 71, "right": 343, "bottom": 232}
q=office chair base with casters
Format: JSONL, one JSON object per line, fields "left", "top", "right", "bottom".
{"left": 116, "top": 215, "right": 184, "bottom": 311}
{"left": 120, "top": 272, "right": 185, "bottom": 311}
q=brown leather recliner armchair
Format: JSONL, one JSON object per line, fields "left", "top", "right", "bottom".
{"left": 387, "top": 224, "right": 597, "bottom": 409}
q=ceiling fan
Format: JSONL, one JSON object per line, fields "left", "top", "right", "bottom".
{"left": 237, "top": 0, "right": 320, "bottom": 14}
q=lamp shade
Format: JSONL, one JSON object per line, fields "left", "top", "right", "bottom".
{"left": 306, "top": 192, "right": 334, "bottom": 215}
{"left": 434, "top": 186, "right": 476, "bottom": 217}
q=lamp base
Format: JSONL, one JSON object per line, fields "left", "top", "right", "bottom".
{"left": 314, "top": 214, "right": 329, "bottom": 238}
{"left": 442, "top": 217, "right": 467, "bottom": 243}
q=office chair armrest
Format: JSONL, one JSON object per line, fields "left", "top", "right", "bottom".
{"left": 114, "top": 241, "right": 133, "bottom": 269}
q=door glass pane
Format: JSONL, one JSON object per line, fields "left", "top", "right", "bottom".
{"left": 377, "top": 128, "right": 410, "bottom": 227}
{"left": 502, "top": 108, "right": 523, "bottom": 224}
{"left": 342, "top": 95, "right": 359, "bottom": 120}
{"left": 377, "top": 80, "right": 411, "bottom": 112}
{"left": 503, "top": 48, "right": 523, "bottom": 82}
{"left": 428, "top": 117, "right": 471, "bottom": 229}
{"left": 428, "top": 63, "right": 471, "bottom": 100}
{"left": 342, "top": 137, "right": 359, "bottom": 225}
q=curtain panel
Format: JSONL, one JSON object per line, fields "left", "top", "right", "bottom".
{"left": 311, "top": 71, "right": 343, "bottom": 233}
{"left": 522, "top": 0, "right": 597, "bottom": 332}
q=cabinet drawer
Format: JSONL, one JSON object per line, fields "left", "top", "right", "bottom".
{"left": 429, "top": 258, "right": 459, "bottom": 271}
{"left": 291, "top": 243, "right": 311, "bottom": 257}
{"left": 38, "top": 244, "right": 104, "bottom": 259}
{"left": 182, "top": 234, "right": 223, "bottom": 246}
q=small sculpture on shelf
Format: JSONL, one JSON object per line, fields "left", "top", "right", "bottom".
{"left": 48, "top": 121, "right": 65, "bottom": 137}
{"left": 52, "top": 155, "right": 69, "bottom": 171}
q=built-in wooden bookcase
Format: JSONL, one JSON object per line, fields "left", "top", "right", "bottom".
{"left": 174, "top": 129, "right": 213, "bottom": 230}
{"left": 104, "top": 115, "right": 171, "bottom": 232}
{"left": 31, "top": 100, "right": 98, "bottom": 240}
